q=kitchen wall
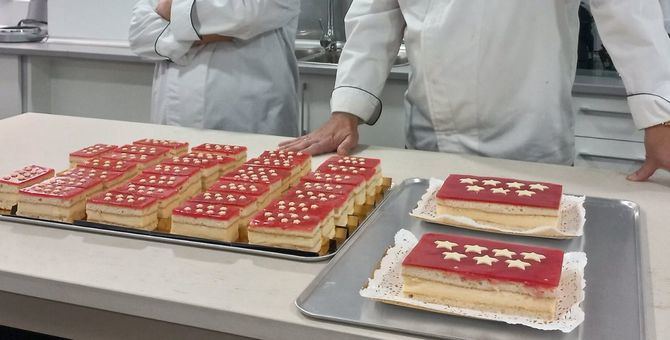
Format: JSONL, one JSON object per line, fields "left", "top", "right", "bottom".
{"left": 48, "top": 0, "right": 136, "bottom": 41}
{"left": 0, "top": 0, "right": 29, "bottom": 26}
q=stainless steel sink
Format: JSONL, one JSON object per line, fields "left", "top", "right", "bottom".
{"left": 295, "top": 47, "right": 408, "bottom": 67}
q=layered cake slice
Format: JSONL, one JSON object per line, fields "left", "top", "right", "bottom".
{"left": 191, "top": 143, "right": 247, "bottom": 166}
{"left": 436, "top": 175, "right": 563, "bottom": 229}
{"left": 221, "top": 165, "right": 288, "bottom": 198}
{"left": 248, "top": 209, "right": 325, "bottom": 254}
{"left": 129, "top": 173, "right": 199, "bottom": 198}
{"left": 322, "top": 156, "right": 382, "bottom": 186}
{"left": 0, "top": 165, "right": 55, "bottom": 212}
{"left": 69, "top": 144, "right": 117, "bottom": 166}
{"left": 111, "top": 183, "right": 181, "bottom": 232}
{"left": 282, "top": 188, "right": 343, "bottom": 233}
{"left": 103, "top": 152, "right": 162, "bottom": 169}
{"left": 86, "top": 191, "right": 159, "bottom": 230}
{"left": 208, "top": 179, "right": 271, "bottom": 208}
{"left": 402, "top": 232, "right": 564, "bottom": 320}
{"left": 17, "top": 181, "right": 88, "bottom": 222}
{"left": 77, "top": 158, "right": 139, "bottom": 179}
{"left": 246, "top": 157, "right": 303, "bottom": 186}
{"left": 116, "top": 144, "right": 171, "bottom": 161}
{"left": 141, "top": 164, "right": 202, "bottom": 197}
{"left": 171, "top": 202, "right": 241, "bottom": 242}
{"left": 258, "top": 150, "right": 312, "bottom": 177}
{"left": 61, "top": 167, "right": 127, "bottom": 189}
{"left": 302, "top": 172, "right": 366, "bottom": 205}
{"left": 189, "top": 190, "right": 260, "bottom": 241}
{"left": 293, "top": 181, "right": 355, "bottom": 227}
{"left": 182, "top": 152, "right": 237, "bottom": 176}
{"left": 133, "top": 138, "right": 189, "bottom": 156}
{"left": 163, "top": 156, "right": 225, "bottom": 189}
{"left": 316, "top": 163, "right": 378, "bottom": 203}
{"left": 50, "top": 175, "right": 104, "bottom": 198}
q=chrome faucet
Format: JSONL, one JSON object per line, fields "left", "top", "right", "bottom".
{"left": 319, "top": 0, "right": 343, "bottom": 52}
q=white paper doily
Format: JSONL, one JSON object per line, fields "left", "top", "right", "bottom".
{"left": 360, "top": 229, "right": 586, "bottom": 333}
{"left": 410, "top": 178, "right": 586, "bottom": 239}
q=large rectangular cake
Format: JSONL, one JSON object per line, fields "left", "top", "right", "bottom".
{"left": 402, "top": 232, "right": 564, "bottom": 320}
{"left": 436, "top": 174, "right": 563, "bottom": 229}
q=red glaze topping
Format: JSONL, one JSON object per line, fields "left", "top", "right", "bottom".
{"left": 265, "top": 195, "right": 334, "bottom": 220}
{"left": 89, "top": 191, "right": 158, "bottom": 209}
{"left": 0, "top": 165, "right": 54, "bottom": 186}
{"left": 69, "top": 144, "right": 117, "bottom": 159}
{"left": 316, "top": 163, "right": 376, "bottom": 181}
{"left": 133, "top": 139, "right": 189, "bottom": 150}
{"left": 258, "top": 150, "right": 311, "bottom": 165}
{"left": 78, "top": 158, "right": 137, "bottom": 173}
{"left": 283, "top": 188, "right": 346, "bottom": 210}
{"left": 143, "top": 163, "right": 201, "bottom": 178}
{"left": 302, "top": 172, "right": 365, "bottom": 187}
{"left": 111, "top": 183, "right": 178, "bottom": 200}
{"left": 183, "top": 152, "right": 236, "bottom": 166}
{"left": 19, "top": 181, "right": 86, "bottom": 199}
{"left": 297, "top": 180, "right": 355, "bottom": 197}
{"left": 63, "top": 167, "right": 125, "bottom": 184}
{"left": 221, "top": 165, "right": 288, "bottom": 185}
{"left": 129, "top": 173, "right": 189, "bottom": 189}
{"left": 173, "top": 201, "right": 241, "bottom": 221}
{"left": 50, "top": 175, "right": 102, "bottom": 189}
{"left": 189, "top": 190, "right": 257, "bottom": 208}
{"left": 163, "top": 157, "right": 219, "bottom": 170}
{"left": 249, "top": 209, "right": 320, "bottom": 232}
{"left": 403, "top": 233, "right": 564, "bottom": 289}
{"left": 116, "top": 144, "right": 171, "bottom": 157}
{"left": 246, "top": 157, "right": 298, "bottom": 172}
{"left": 191, "top": 143, "right": 247, "bottom": 156}
{"left": 436, "top": 174, "right": 563, "bottom": 210}
{"left": 321, "top": 156, "right": 381, "bottom": 170}
{"left": 103, "top": 152, "right": 161, "bottom": 165}
{"left": 208, "top": 179, "right": 270, "bottom": 197}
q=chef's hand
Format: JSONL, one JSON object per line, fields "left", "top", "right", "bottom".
{"left": 156, "top": 0, "right": 172, "bottom": 21}
{"left": 278, "top": 112, "right": 360, "bottom": 155}
{"left": 627, "top": 124, "right": 670, "bottom": 181}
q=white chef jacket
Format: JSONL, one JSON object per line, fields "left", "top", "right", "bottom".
{"left": 129, "top": 0, "right": 300, "bottom": 136}
{"left": 331, "top": 0, "right": 670, "bottom": 164}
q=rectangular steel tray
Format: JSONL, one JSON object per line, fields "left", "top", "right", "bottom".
{"left": 0, "top": 192, "right": 389, "bottom": 262}
{"left": 296, "top": 178, "right": 648, "bottom": 339}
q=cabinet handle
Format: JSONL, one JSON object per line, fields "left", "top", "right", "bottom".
{"left": 579, "top": 107, "right": 631, "bottom": 118}
{"left": 299, "top": 82, "right": 307, "bottom": 136}
{"left": 578, "top": 152, "right": 645, "bottom": 163}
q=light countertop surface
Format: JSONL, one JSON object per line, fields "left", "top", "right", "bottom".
{"left": 0, "top": 113, "right": 667, "bottom": 339}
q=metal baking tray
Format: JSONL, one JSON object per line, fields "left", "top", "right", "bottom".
{"left": 296, "top": 178, "right": 648, "bottom": 339}
{"left": 0, "top": 193, "right": 389, "bottom": 262}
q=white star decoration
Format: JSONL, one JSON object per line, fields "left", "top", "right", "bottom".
{"left": 516, "top": 190, "right": 535, "bottom": 197}
{"left": 459, "top": 178, "right": 479, "bottom": 184}
{"left": 442, "top": 252, "right": 467, "bottom": 261}
{"left": 482, "top": 179, "right": 501, "bottom": 186}
{"left": 521, "top": 252, "right": 546, "bottom": 262}
{"left": 506, "top": 259, "right": 531, "bottom": 270}
{"left": 490, "top": 187, "right": 509, "bottom": 195}
{"left": 434, "top": 240, "right": 458, "bottom": 250}
{"left": 492, "top": 248, "right": 516, "bottom": 258}
{"left": 473, "top": 255, "right": 498, "bottom": 266}
{"left": 464, "top": 244, "right": 488, "bottom": 254}
{"left": 529, "top": 183, "right": 549, "bottom": 191}
{"left": 506, "top": 182, "right": 525, "bottom": 189}
{"left": 466, "top": 185, "right": 485, "bottom": 192}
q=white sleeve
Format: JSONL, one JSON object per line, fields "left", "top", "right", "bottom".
{"left": 330, "top": 0, "right": 405, "bottom": 125}
{"left": 169, "top": 0, "right": 300, "bottom": 41}
{"left": 128, "top": 0, "right": 199, "bottom": 65}
{"left": 590, "top": 0, "right": 670, "bottom": 128}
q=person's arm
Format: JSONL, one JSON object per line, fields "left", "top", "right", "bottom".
{"left": 169, "top": 0, "right": 299, "bottom": 42}
{"left": 589, "top": 0, "right": 670, "bottom": 180}
{"left": 279, "top": 0, "right": 405, "bottom": 155}
{"left": 128, "top": 0, "right": 200, "bottom": 65}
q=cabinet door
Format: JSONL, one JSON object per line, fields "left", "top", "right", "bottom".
{"left": 301, "top": 73, "right": 408, "bottom": 149}
{"left": 573, "top": 95, "right": 643, "bottom": 142}
{"left": 574, "top": 136, "right": 645, "bottom": 173}
{"left": 0, "top": 55, "right": 22, "bottom": 119}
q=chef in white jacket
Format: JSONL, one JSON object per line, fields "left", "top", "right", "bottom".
{"left": 129, "top": 0, "right": 300, "bottom": 136}
{"left": 280, "top": 0, "right": 670, "bottom": 181}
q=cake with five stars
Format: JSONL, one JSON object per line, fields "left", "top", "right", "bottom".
{"left": 436, "top": 174, "right": 563, "bottom": 229}
{"left": 0, "top": 165, "right": 55, "bottom": 212}
{"left": 402, "top": 232, "right": 564, "bottom": 320}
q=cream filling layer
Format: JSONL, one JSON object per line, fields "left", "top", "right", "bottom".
{"left": 248, "top": 231, "right": 321, "bottom": 251}
{"left": 86, "top": 210, "right": 157, "bottom": 230}
{"left": 17, "top": 200, "right": 86, "bottom": 221}
{"left": 439, "top": 198, "right": 559, "bottom": 216}
{"left": 436, "top": 204, "right": 559, "bottom": 229}
{"left": 171, "top": 221, "right": 239, "bottom": 242}
{"left": 402, "top": 275, "right": 557, "bottom": 320}
{"left": 171, "top": 214, "right": 238, "bottom": 230}
{"left": 0, "top": 192, "right": 18, "bottom": 210}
